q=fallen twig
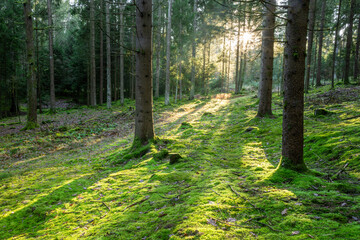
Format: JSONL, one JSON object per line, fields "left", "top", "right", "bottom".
{"left": 331, "top": 162, "right": 349, "bottom": 180}
{"left": 253, "top": 220, "right": 280, "bottom": 232}
{"left": 102, "top": 202, "right": 111, "bottom": 211}
{"left": 228, "top": 185, "right": 260, "bottom": 210}
{"left": 122, "top": 195, "right": 150, "bottom": 212}
{"left": 204, "top": 214, "right": 254, "bottom": 229}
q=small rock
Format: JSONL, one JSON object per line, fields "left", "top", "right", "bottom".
{"left": 245, "top": 127, "right": 255, "bottom": 132}
{"left": 169, "top": 153, "right": 182, "bottom": 164}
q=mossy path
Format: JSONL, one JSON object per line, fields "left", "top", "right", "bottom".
{"left": 1, "top": 89, "right": 359, "bottom": 239}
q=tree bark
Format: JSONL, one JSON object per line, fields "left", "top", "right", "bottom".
{"left": 165, "top": 0, "right": 172, "bottom": 105}
{"left": 135, "top": 0, "right": 155, "bottom": 143}
{"left": 257, "top": 0, "right": 276, "bottom": 118}
{"left": 120, "top": 0, "right": 125, "bottom": 104}
{"left": 99, "top": 0, "right": 104, "bottom": 104}
{"left": 354, "top": 16, "right": 360, "bottom": 83}
{"left": 90, "top": 0, "right": 96, "bottom": 106}
{"left": 235, "top": 14, "right": 241, "bottom": 94}
{"left": 189, "top": 0, "right": 197, "bottom": 100}
{"left": 280, "top": 0, "right": 309, "bottom": 172}
{"left": 305, "top": 0, "right": 316, "bottom": 92}
{"left": 23, "top": 0, "right": 38, "bottom": 129}
{"left": 155, "top": 0, "right": 162, "bottom": 99}
{"left": 106, "top": 0, "right": 111, "bottom": 108}
{"left": 47, "top": 0, "right": 56, "bottom": 112}
{"left": 344, "top": 0, "right": 356, "bottom": 85}
{"left": 331, "top": 0, "right": 342, "bottom": 89}
{"left": 315, "top": 0, "right": 326, "bottom": 87}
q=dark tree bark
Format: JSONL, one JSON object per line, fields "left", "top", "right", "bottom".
{"left": 120, "top": 0, "right": 125, "bottom": 105}
{"left": 106, "top": 0, "right": 111, "bottom": 109}
{"left": 135, "top": 0, "right": 155, "bottom": 143}
{"left": 315, "top": 0, "right": 326, "bottom": 87}
{"left": 257, "top": 0, "right": 276, "bottom": 117}
{"left": 90, "top": 0, "right": 96, "bottom": 106}
{"left": 99, "top": 0, "right": 104, "bottom": 104}
{"left": 235, "top": 13, "right": 241, "bottom": 94}
{"left": 189, "top": 0, "right": 197, "bottom": 100}
{"left": 280, "top": 0, "right": 310, "bottom": 172}
{"left": 344, "top": 0, "right": 356, "bottom": 85}
{"left": 305, "top": 0, "right": 316, "bottom": 92}
{"left": 165, "top": 0, "right": 172, "bottom": 105}
{"left": 47, "top": 0, "right": 56, "bottom": 112}
{"left": 355, "top": 16, "right": 360, "bottom": 83}
{"left": 155, "top": 0, "right": 162, "bottom": 99}
{"left": 23, "top": 0, "right": 38, "bottom": 129}
{"left": 331, "top": 0, "right": 342, "bottom": 89}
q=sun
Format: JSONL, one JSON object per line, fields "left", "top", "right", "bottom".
{"left": 242, "top": 32, "right": 253, "bottom": 43}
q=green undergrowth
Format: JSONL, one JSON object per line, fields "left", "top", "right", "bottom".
{"left": 0, "top": 87, "right": 359, "bottom": 239}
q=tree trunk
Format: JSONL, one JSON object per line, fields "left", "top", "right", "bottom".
{"left": 305, "top": 0, "right": 316, "bottom": 92}
{"left": 131, "top": 25, "right": 135, "bottom": 100}
{"left": 99, "top": 0, "right": 104, "bottom": 104}
{"left": 155, "top": 0, "right": 162, "bottom": 99}
{"left": 47, "top": 0, "right": 56, "bottom": 112}
{"left": 120, "top": 0, "right": 125, "bottom": 104}
{"left": 106, "top": 0, "right": 111, "bottom": 109}
{"left": 23, "top": 0, "right": 38, "bottom": 129}
{"left": 165, "top": 0, "right": 172, "bottom": 105}
{"left": 315, "top": 0, "right": 326, "bottom": 87}
{"left": 189, "top": 0, "right": 197, "bottom": 100}
{"left": 90, "top": 0, "right": 96, "bottom": 106}
{"left": 344, "top": 0, "right": 356, "bottom": 85}
{"left": 202, "top": 39, "right": 206, "bottom": 94}
{"left": 135, "top": 0, "right": 155, "bottom": 143}
{"left": 280, "top": 0, "right": 309, "bottom": 172}
{"left": 354, "top": 16, "right": 360, "bottom": 83}
{"left": 235, "top": 14, "right": 241, "bottom": 94}
{"left": 331, "top": 0, "right": 342, "bottom": 89}
{"left": 257, "top": 0, "right": 276, "bottom": 118}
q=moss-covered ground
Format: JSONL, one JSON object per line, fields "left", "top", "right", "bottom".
{"left": 0, "top": 86, "right": 359, "bottom": 239}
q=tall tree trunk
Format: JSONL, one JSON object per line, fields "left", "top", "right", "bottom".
{"left": 202, "top": 39, "right": 206, "bottom": 94}
{"left": 344, "top": 0, "right": 356, "bottom": 85}
{"left": 354, "top": 16, "right": 360, "bottom": 83}
{"left": 99, "top": 0, "right": 104, "bottom": 104}
{"left": 221, "top": 32, "right": 226, "bottom": 92}
{"left": 257, "top": 0, "right": 276, "bottom": 117}
{"left": 106, "top": 0, "right": 111, "bottom": 108}
{"left": 23, "top": 0, "right": 37, "bottom": 129}
{"left": 120, "top": 0, "right": 125, "bottom": 104}
{"left": 90, "top": 0, "right": 96, "bottom": 106}
{"left": 315, "top": 0, "right": 326, "bottom": 87}
{"left": 235, "top": 14, "right": 241, "bottom": 94}
{"left": 280, "top": 0, "right": 309, "bottom": 172}
{"left": 165, "top": 0, "right": 172, "bottom": 105}
{"left": 227, "top": 21, "right": 232, "bottom": 93}
{"left": 47, "top": 0, "right": 56, "bottom": 112}
{"left": 312, "top": 34, "right": 318, "bottom": 86}
{"left": 189, "top": 0, "right": 197, "bottom": 100}
{"left": 331, "top": 0, "right": 342, "bottom": 89}
{"left": 135, "top": 0, "right": 155, "bottom": 143}
{"left": 131, "top": 26, "right": 136, "bottom": 100}
{"left": 305, "top": 0, "right": 316, "bottom": 92}
{"left": 155, "top": 0, "right": 162, "bottom": 99}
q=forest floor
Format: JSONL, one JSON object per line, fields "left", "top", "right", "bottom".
{"left": 0, "top": 86, "right": 360, "bottom": 239}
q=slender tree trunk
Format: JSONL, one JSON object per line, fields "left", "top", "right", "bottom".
{"left": 257, "top": 0, "right": 276, "bottom": 117}
{"left": 106, "top": 1, "right": 111, "bottom": 108}
{"left": 312, "top": 34, "right": 318, "bottom": 86}
{"left": 35, "top": 16, "right": 42, "bottom": 113}
{"left": 315, "top": 0, "right": 326, "bottom": 87}
{"left": 165, "top": 0, "right": 172, "bottom": 105}
{"left": 344, "top": 0, "right": 356, "bottom": 85}
{"left": 131, "top": 27, "right": 135, "bottom": 100}
{"left": 221, "top": 32, "right": 226, "bottom": 92}
{"left": 189, "top": 0, "right": 197, "bottom": 100}
{"left": 90, "top": 0, "right": 96, "bottom": 106}
{"left": 155, "top": 0, "right": 162, "bottom": 99}
{"left": 305, "top": 0, "right": 316, "bottom": 92}
{"left": 227, "top": 21, "right": 232, "bottom": 93}
{"left": 202, "top": 39, "right": 206, "bottom": 94}
{"left": 114, "top": 53, "right": 118, "bottom": 101}
{"left": 135, "top": 0, "right": 155, "bottom": 143}
{"left": 47, "top": 0, "right": 56, "bottom": 112}
{"left": 120, "top": 0, "right": 125, "bottom": 104}
{"left": 235, "top": 14, "right": 241, "bottom": 94}
{"left": 280, "top": 0, "right": 309, "bottom": 172}
{"left": 23, "top": 0, "right": 37, "bottom": 129}
{"left": 354, "top": 16, "right": 360, "bottom": 83}
{"left": 99, "top": 0, "right": 104, "bottom": 104}
{"left": 331, "top": 0, "right": 342, "bottom": 89}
